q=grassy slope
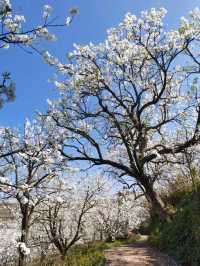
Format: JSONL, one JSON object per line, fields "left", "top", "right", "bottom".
{"left": 149, "top": 185, "right": 200, "bottom": 266}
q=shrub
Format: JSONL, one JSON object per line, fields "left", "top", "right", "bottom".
{"left": 150, "top": 189, "right": 200, "bottom": 266}
{"left": 30, "top": 240, "right": 129, "bottom": 266}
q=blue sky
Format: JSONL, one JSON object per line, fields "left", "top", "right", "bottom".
{"left": 0, "top": 0, "right": 199, "bottom": 128}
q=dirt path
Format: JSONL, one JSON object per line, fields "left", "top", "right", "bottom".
{"left": 105, "top": 236, "right": 178, "bottom": 266}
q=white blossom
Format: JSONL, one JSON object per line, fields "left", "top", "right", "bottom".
{"left": 43, "top": 4, "right": 52, "bottom": 18}
{"left": 17, "top": 242, "right": 30, "bottom": 256}
{"left": 66, "top": 16, "right": 72, "bottom": 26}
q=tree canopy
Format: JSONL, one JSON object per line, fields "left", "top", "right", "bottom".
{"left": 47, "top": 7, "right": 200, "bottom": 217}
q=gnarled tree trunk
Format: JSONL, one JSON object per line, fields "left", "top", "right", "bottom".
{"left": 141, "top": 178, "right": 168, "bottom": 220}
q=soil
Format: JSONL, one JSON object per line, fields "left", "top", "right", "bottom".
{"left": 104, "top": 236, "right": 179, "bottom": 266}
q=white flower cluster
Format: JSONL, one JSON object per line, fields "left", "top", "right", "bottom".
{"left": 17, "top": 184, "right": 29, "bottom": 192}
{"left": 36, "top": 26, "right": 57, "bottom": 42}
{"left": 43, "top": 51, "right": 59, "bottom": 65}
{"left": 0, "top": 176, "right": 8, "bottom": 184}
{"left": 17, "top": 242, "right": 30, "bottom": 256}
{"left": 123, "top": 13, "right": 137, "bottom": 30}
{"left": 0, "top": 0, "right": 11, "bottom": 12}
{"left": 66, "top": 7, "right": 79, "bottom": 26}
{"left": 43, "top": 4, "right": 52, "bottom": 18}
{"left": 55, "top": 196, "right": 64, "bottom": 204}
{"left": 0, "top": 2, "right": 73, "bottom": 50}
{"left": 141, "top": 7, "right": 167, "bottom": 30}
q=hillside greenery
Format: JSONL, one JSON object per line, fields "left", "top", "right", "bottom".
{"left": 149, "top": 179, "right": 200, "bottom": 266}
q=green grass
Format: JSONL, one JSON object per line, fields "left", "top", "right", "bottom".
{"left": 30, "top": 238, "right": 138, "bottom": 266}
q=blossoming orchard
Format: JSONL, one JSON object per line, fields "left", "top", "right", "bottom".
{"left": 1, "top": 1, "right": 200, "bottom": 265}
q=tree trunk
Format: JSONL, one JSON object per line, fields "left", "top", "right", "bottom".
{"left": 18, "top": 206, "right": 29, "bottom": 266}
{"left": 18, "top": 250, "right": 26, "bottom": 266}
{"left": 61, "top": 255, "right": 66, "bottom": 261}
{"left": 100, "top": 229, "right": 103, "bottom": 241}
{"left": 142, "top": 179, "right": 168, "bottom": 220}
{"left": 60, "top": 251, "right": 67, "bottom": 261}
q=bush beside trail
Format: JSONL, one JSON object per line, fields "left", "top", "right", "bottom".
{"left": 150, "top": 183, "right": 200, "bottom": 266}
